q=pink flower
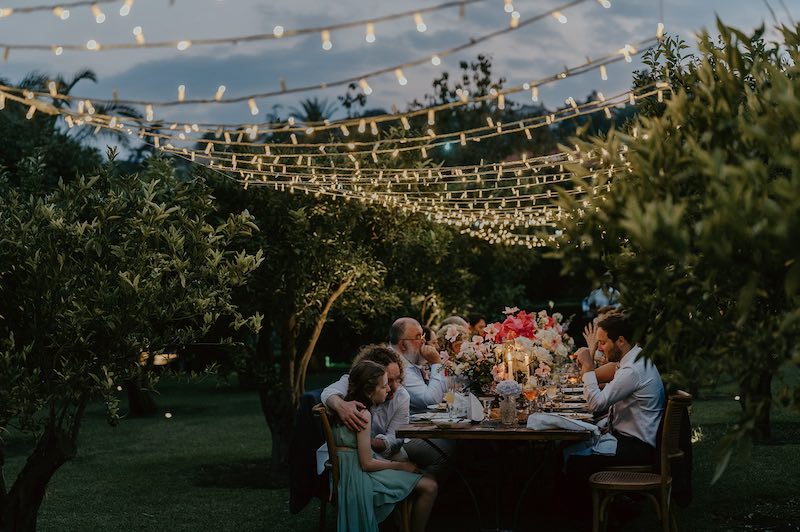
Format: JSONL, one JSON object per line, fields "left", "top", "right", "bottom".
{"left": 534, "top": 362, "right": 551, "bottom": 378}
{"left": 439, "top": 351, "right": 450, "bottom": 363}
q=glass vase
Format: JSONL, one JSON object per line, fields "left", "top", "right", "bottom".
{"left": 500, "top": 394, "right": 518, "bottom": 427}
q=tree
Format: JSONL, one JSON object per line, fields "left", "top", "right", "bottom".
{"left": 554, "top": 22, "right": 800, "bottom": 469}
{"left": 0, "top": 153, "right": 261, "bottom": 531}
{"left": 0, "top": 70, "right": 140, "bottom": 185}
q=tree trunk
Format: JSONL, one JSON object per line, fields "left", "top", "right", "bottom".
{"left": 0, "top": 427, "right": 76, "bottom": 532}
{"left": 258, "top": 387, "right": 294, "bottom": 480}
{"left": 741, "top": 370, "right": 773, "bottom": 442}
{"left": 125, "top": 377, "right": 158, "bottom": 417}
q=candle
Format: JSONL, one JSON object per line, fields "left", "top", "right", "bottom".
{"left": 524, "top": 354, "right": 530, "bottom": 379}
{"left": 506, "top": 353, "right": 513, "bottom": 381}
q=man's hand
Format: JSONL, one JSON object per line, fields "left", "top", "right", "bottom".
{"left": 396, "top": 461, "right": 420, "bottom": 473}
{"left": 420, "top": 344, "right": 442, "bottom": 365}
{"left": 583, "top": 322, "right": 598, "bottom": 356}
{"left": 574, "top": 347, "right": 595, "bottom": 375}
{"left": 329, "top": 396, "right": 368, "bottom": 432}
{"left": 371, "top": 437, "right": 387, "bottom": 453}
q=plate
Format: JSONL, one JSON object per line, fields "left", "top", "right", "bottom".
{"left": 432, "top": 419, "right": 471, "bottom": 429}
{"left": 562, "top": 387, "right": 583, "bottom": 393}
{"left": 427, "top": 403, "right": 447, "bottom": 411}
{"left": 410, "top": 412, "right": 436, "bottom": 422}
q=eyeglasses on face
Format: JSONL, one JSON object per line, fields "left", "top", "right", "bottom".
{"left": 401, "top": 334, "right": 424, "bottom": 342}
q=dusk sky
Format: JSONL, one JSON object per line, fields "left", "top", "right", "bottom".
{"left": 0, "top": 0, "right": 797, "bottom": 128}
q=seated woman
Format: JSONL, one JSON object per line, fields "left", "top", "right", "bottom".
{"left": 333, "top": 360, "right": 438, "bottom": 532}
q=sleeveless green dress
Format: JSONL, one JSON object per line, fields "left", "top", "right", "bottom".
{"left": 333, "top": 424, "right": 422, "bottom": 531}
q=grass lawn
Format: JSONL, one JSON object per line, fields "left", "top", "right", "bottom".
{"left": 3, "top": 369, "right": 799, "bottom": 531}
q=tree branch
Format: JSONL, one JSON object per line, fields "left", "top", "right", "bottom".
{"left": 293, "top": 271, "right": 357, "bottom": 402}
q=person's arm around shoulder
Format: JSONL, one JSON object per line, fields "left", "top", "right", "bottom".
{"left": 323, "top": 375, "right": 367, "bottom": 432}
{"left": 356, "top": 410, "right": 417, "bottom": 473}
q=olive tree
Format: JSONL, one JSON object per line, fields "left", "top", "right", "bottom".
{"left": 555, "top": 22, "right": 800, "bottom": 474}
{"left": 0, "top": 153, "right": 262, "bottom": 531}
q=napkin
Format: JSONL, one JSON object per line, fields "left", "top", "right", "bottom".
{"left": 526, "top": 412, "right": 599, "bottom": 434}
{"left": 468, "top": 393, "right": 485, "bottom": 421}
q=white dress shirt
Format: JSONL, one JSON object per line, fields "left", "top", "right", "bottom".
{"left": 400, "top": 356, "right": 448, "bottom": 415}
{"left": 582, "top": 345, "right": 665, "bottom": 447}
{"left": 320, "top": 374, "right": 410, "bottom": 456}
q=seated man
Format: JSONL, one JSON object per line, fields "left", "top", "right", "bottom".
{"left": 566, "top": 313, "right": 665, "bottom": 489}
{"left": 321, "top": 344, "right": 409, "bottom": 460}
{"left": 389, "top": 317, "right": 448, "bottom": 415}
{"left": 388, "top": 317, "right": 452, "bottom": 477}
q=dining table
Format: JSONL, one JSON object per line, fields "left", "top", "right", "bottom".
{"left": 397, "top": 409, "right": 594, "bottom": 532}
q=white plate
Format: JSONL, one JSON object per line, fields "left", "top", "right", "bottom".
{"left": 427, "top": 403, "right": 447, "bottom": 411}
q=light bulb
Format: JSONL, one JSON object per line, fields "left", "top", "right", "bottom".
{"left": 273, "top": 25, "right": 284, "bottom": 37}
{"left": 321, "top": 30, "right": 332, "bottom": 50}
{"left": 413, "top": 13, "right": 426, "bottom": 32}
{"left": 365, "top": 23, "right": 375, "bottom": 43}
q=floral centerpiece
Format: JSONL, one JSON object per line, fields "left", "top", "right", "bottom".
{"left": 495, "top": 380, "right": 521, "bottom": 397}
{"left": 441, "top": 307, "right": 575, "bottom": 395}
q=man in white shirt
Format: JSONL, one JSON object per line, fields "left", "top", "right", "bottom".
{"left": 388, "top": 317, "right": 448, "bottom": 415}
{"left": 321, "top": 344, "right": 410, "bottom": 459}
{"left": 567, "top": 313, "right": 665, "bottom": 487}
{"left": 387, "top": 317, "right": 452, "bottom": 476}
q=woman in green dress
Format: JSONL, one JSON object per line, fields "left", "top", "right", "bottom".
{"left": 333, "top": 360, "right": 438, "bottom": 532}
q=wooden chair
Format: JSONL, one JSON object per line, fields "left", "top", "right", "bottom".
{"left": 589, "top": 391, "right": 692, "bottom": 532}
{"left": 312, "top": 404, "right": 412, "bottom": 532}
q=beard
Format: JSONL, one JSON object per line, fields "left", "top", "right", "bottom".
{"left": 606, "top": 344, "right": 623, "bottom": 363}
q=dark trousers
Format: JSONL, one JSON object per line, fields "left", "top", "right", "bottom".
{"left": 560, "top": 432, "right": 656, "bottom": 515}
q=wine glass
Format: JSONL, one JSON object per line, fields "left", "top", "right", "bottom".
{"left": 522, "top": 378, "right": 539, "bottom": 414}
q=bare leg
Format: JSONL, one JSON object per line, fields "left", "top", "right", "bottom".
{"left": 410, "top": 475, "right": 438, "bottom": 532}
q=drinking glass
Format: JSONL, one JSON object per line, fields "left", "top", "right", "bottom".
{"left": 444, "top": 389, "right": 456, "bottom": 420}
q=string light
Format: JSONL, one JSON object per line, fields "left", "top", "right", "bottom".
{"left": 8, "top": 36, "right": 657, "bottom": 148}
{"left": 90, "top": 3, "right": 106, "bottom": 23}
{"left": 321, "top": 30, "right": 332, "bottom": 50}
{"left": 552, "top": 11, "right": 568, "bottom": 23}
{"left": 176, "top": 40, "right": 191, "bottom": 51}
{"left": 132, "top": 26, "right": 145, "bottom": 46}
{"left": 365, "top": 22, "right": 376, "bottom": 43}
{"left": 504, "top": 0, "right": 515, "bottom": 13}
{"left": 52, "top": 7, "right": 70, "bottom": 20}
{"left": 596, "top": 0, "right": 611, "bottom": 7}
{"left": 119, "top": 0, "right": 134, "bottom": 17}
{"left": 395, "top": 68, "right": 408, "bottom": 86}
{"left": 358, "top": 79, "right": 373, "bottom": 95}
{"left": 413, "top": 13, "right": 427, "bottom": 32}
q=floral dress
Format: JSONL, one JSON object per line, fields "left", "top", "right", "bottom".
{"left": 333, "top": 424, "right": 421, "bottom": 531}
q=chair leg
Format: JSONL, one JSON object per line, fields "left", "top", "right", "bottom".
{"left": 591, "top": 489, "right": 601, "bottom": 532}
{"left": 399, "top": 499, "right": 412, "bottom": 532}
{"left": 661, "top": 492, "right": 671, "bottom": 532}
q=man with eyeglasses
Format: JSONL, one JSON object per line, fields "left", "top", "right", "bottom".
{"left": 388, "top": 317, "right": 453, "bottom": 478}
{"left": 388, "top": 317, "right": 448, "bottom": 415}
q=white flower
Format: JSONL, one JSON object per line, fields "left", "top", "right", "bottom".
{"left": 504, "top": 306, "right": 520, "bottom": 315}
